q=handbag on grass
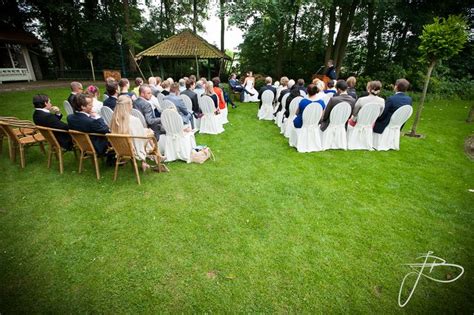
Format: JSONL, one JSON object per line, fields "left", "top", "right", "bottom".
{"left": 191, "top": 145, "right": 215, "bottom": 164}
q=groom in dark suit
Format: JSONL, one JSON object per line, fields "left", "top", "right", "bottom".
{"left": 373, "top": 79, "right": 412, "bottom": 134}
{"left": 32, "top": 94, "right": 73, "bottom": 150}
{"left": 67, "top": 93, "right": 110, "bottom": 155}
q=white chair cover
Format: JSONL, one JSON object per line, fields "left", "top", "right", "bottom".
{"left": 198, "top": 95, "right": 224, "bottom": 134}
{"left": 156, "top": 93, "right": 165, "bottom": 105}
{"left": 276, "top": 93, "right": 290, "bottom": 128}
{"left": 131, "top": 108, "right": 147, "bottom": 128}
{"left": 299, "top": 90, "right": 307, "bottom": 97}
{"left": 161, "top": 99, "right": 176, "bottom": 111}
{"left": 100, "top": 106, "right": 114, "bottom": 127}
{"left": 290, "top": 104, "right": 323, "bottom": 152}
{"left": 373, "top": 105, "right": 413, "bottom": 151}
{"left": 180, "top": 94, "right": 198, "bottom": 129}
{"left": 284, "top": 96, "right": 303, "bottom": 138}
{"left": 347, "top": 103, "right": 380, "bottom": 150}
{"left": 219, "top": 107, "right": 229, "bottom": 124}
{"left": 63, "top": 100, "right": 74, "bottom": 116}
{"left": 258, "top": 90, "right": 275, "bottom": 120}
{"left": 160, "top": 109, "right": 196, "bottom": 163}
{"left": 321, "top": 102, "right": 351, "bottom": 150}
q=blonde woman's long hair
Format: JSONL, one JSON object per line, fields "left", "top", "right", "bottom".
{"left": 205, "top": 81, "right": 215, "bottom": 95}
{"left": 111, "top": 95, "right": 133, "bottom": 134}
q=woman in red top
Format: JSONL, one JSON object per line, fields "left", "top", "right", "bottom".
{"left": 212, "top": 77, "right": 226, "bottom": 110}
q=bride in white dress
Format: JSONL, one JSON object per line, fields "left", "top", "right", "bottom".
{"left": 243, "top": 71, "right": 259, "bottom": 102}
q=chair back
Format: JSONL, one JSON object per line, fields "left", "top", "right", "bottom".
{"left": 106, "top": 133, "right": 135, "bottom": 157}
{"left": 356, "top": 103, "right": 380, "bottom": 126}
{"left": 131, "top": 109, "right": 147, "bottom": 128}
{"left": 161, "top": 99, "right": 177, "bottom": 111}
{"left": 180, "top": 94, "right": 193, "bottom": 112}
{"left": 261, "top": 90, "right": 274, "bottom": 106}
{"left": 289, "top": 96, "right": 303, "bottom": 116}
{"left": 299, "top": 90, "right": 307, "bottom": 97}
{"left": 69, "top": 130, "right": 96, "bottom": 154}
{"left": 100, "top": 106, "right": 114, "bottom": 126}
{"left": 199, "top": 95, "right": 216, "bottom": 114}
{"left": 161, "top": 109, "right": 184, "bottom": 136}
{"left": 36, "top": 126, "right": 61, "bottom": 149}
{"left": 280, "top": 93, "right": 290, "bottom": 111}
{"left": 156, "top": 93, "right": 165, "bottom": 104}
{"left": 388, "top": 105, "right": 413, "bottom": 128}
{"left": 329, "top": 102, "right": 352, "bottom": 125}
{"left": 302, "top": 103, "right": 323, "bottom": 126}
{"left": 0, "top": 120, "right": 36, "bottom": 143}
{"left": 63, "top": 100, "right": 74, "bottom": 116}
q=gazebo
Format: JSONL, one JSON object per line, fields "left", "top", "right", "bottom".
{"left": 136, "top": 29, "right": 230, "bottom": 79}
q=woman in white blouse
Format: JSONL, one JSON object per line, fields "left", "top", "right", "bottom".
{"left": 111, "top": 95, "right": 156, "bottom": 171}
{"left": 351, "top": 80, "right": 385, "bottom": 123}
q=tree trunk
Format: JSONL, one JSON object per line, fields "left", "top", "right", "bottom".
{"left": 324, "top": 2, "right": 336, "bottom": 70}
{"left": 220, "top": 0, "right": 225, "bottom": 52}
{"left": 410, "top": 60, "right": 436, "bottom": 136}
{"left": 193, "top": 0, "right": 197, "bottom": 33}
{"left": 334, "top": 0, "right": 359, "bottom": 75}
{"left": 123, "top": 0, "right": 137, "bottom": 73}
{"left": 365, "top": 1, "right": 376, "bottom": 73}
{"left": 275, "top": 22, "right": 285, "bottom": 78}
{"left": 466, "top": 105, "right": 474, "bottom": 123}
{"left": 291, "top": 4, "right": 300, "bottom": 57}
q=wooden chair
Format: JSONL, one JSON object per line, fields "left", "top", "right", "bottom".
{"left": 36, "top": 126, "right": 73, "bottom": 174}
{"left": 106, "top": 133, "right": 142, "bottom": 184}
{"left": 69, "top": 130, "right": 101, "bottom": 180}
{"left": 0, "top": 120, "right": 45, "bottom": 168}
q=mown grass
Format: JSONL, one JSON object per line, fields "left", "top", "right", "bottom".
{"left": 0, "top": 86, "right": 473, "bottom": 313}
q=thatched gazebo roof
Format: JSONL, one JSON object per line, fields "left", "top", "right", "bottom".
{"left": 136, "top": 29, "right": 230, "bottom": 60}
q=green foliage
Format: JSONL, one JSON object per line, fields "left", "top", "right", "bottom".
{"left": 418, "top": 15, "right": 468, "bottom": 63}
{"left": 0, "top": 87, "right": 473, "bottom": 312}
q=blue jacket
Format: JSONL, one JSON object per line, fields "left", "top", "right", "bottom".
{"left": 67, "top": 112, "right": 110, "bottom": 155}
{"left": 373, "top": 92, "right": 412, "bottom": 134}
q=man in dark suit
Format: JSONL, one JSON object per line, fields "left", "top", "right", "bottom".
{"left": 374, "top": 78, "right": 412, "bottom": 134}
{"left": 320, "top": 80, "right": 356, "bottom": 131}
{"left": 67, "top": 81, "right": 83, "bottom": 105}
{"left": 103, "top": 81, "right": 118, "bottom": 111}
{"left": 258, "top": 76, "right": 277, "bottom": 109}
{"left": 164, "top": 83, "right": 193, "bottom": 128}
{"left": 181, "top": 78, "right": 201, "bottom": 116}
{"left": 133, "top": 84, "right": 164, "bottom": 138}
{"left": 325, "top": 59, "right": 337, "bottom": 80}
{"left": 32, "top": 94, "right": 73, "bottom": 150}
{"left": 228, "top": 73, "right": 254, "bottom": 101}
{"left": 67, "top": 93, "right": 110, "bottom": 156}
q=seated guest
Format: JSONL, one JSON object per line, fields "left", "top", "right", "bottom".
{"left": 178, "top": 78, "right": 186, "bottom": 92}
{"left": 67, "top": 81, "right": 83, "bottom": 105}
{"left": 276, "top": 79, "right": 295, "bottom": 114}
{"left": 32, "top": 94, "right": 73, "bottom": 150}
{"left": 284, "top": 85, "right": 302, "bottom": 118}
{"left": 148, "top": 77, "right": 160, "bottom": 96}
{"left": 133, "top": 77, "right": 143, "bottom": 96}
{"left": 202, "top": 81, "right": 219, "bottom": 110}
{"left": 194, "top": 81, "right": 205, "bottom": 97}
{"left": 161, "top": 80, "right": 171, "bottom": 96}
{"left": 67, "top": 93, "right": 110, "bottom": 156}
{"left": 320, "top": 80, "right": 356, "bottom": 132}
{"left": 86, "top": 85, "right": 103, "bottom": 117}
{"left": 296, "top": 79, "right": 306, "bottom": 93}
{"left": 103, "top": 81, "right": 119, "bottom": 111}
{"left": 350, "top": 80, "right": 384, "bottom": 124}
{"left": 111, "top": 95, "right": 159, "bottom": 172}
{"left": 374, "top": 78, "right": 412, "bottom": 134}
{"left": 346, "top": 76, "right": 357, "bottom": 99}
{"left": 103, "top": 77, "right": 116, "bottom": 101}
{"left": 155, "top": 76, "right": 164, "bottom": 93}
{"left": 314, "top": 79, "right": 330, "bottom": 106}
{"left": 258, "top": 76, "right": 277, "bottom": 109}
{"left": 324, "top": 80, "right": 337, "bottom": 97}
{"left": 293, "top": 84, "right": 326, "bottom": 128}
{"left": 228, "top": 73, "right": 254, "bottom": 101}
{"left": 277, "top": 76, "right": 289, "bottom": 100}
{"left": 164, "top": 83, "right": 193, "bottom": 127}
{"left": 212, "top": 77, "right": 227, "bottom": 112}
{"left": 181, "top": 79, "right": 202, "bottom": 116}
{"left": 133, "top": 84, "right": 164, "bottom": 139}
{"left": 119, "top": 78, "right": 137, "bottom": 100}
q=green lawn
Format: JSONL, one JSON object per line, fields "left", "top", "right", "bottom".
{"left": 0, "top": 87, "right": 473, "bottom": 313}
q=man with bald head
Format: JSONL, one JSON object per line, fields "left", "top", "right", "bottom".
{"left": 258, "top": 76, "right": 277, "bottom": 109}
{"left": 133, "top": 84, "right": 164, "bottom": 138}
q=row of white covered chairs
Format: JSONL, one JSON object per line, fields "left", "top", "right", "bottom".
{"left": 271, "top": 97, "right": 413, "bottom": 152}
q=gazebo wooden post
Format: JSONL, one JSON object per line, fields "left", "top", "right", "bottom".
{"left": 207, "top": 58, "right": 211, "bottom": 79}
